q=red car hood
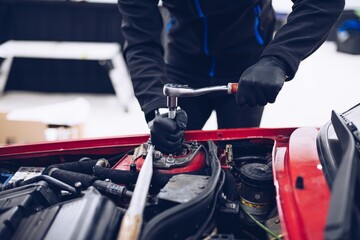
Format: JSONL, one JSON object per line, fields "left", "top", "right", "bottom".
{"left": 0, "top": 127, "right": 330, "bottom": 239}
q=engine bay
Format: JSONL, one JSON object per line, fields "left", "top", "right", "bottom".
{"left": 0, "top": 138, "right": 283, "bottom": 240}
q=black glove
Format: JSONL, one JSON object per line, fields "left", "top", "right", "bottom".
{"left": 236, "top": 56, "right": 288, "bottom": 107}
{"left": 149, "top": 109, "right": 187, "bottom": 154}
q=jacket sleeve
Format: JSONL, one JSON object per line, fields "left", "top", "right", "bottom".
{"left": 118, "top": 0, "right": 167, "bottom": 116}
{"left": 261, "top": 0, "right": 345, "bottom": 79}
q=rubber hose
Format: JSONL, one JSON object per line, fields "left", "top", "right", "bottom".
{"left": 48, "top": 168, "right": 98, "bottom": 188}
{"left": 44, "top": 159, "right": 99, "bottom": 175}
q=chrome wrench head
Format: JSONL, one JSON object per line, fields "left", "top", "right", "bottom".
{"left": 163, "top": 83, "right": 231, "bottom": 119}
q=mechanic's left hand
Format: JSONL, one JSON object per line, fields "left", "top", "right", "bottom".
{"left": 236, "top": 56, "right": 288, "bottom": 107}
{"left": 149, "top": 109, "right": 187, "bottom": 154}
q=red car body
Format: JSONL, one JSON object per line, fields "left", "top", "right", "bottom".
{"left": 0, "top": 126, "right": 330, "bottom": 239}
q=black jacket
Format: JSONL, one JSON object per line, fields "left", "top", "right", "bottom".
{"left": 118, "top": 0, "right": 344, "bottom": 116}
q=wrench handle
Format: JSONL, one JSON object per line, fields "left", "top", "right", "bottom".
{"left": 227, "top": 83, "right": 238, "bottom": 94}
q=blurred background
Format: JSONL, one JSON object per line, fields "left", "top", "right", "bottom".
{"left": 0, "top": 0, "right": 359, "bottom": 145}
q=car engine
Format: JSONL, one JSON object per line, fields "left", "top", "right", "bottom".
{"left": 0, "top": 138, "right": 282, "bottom": 240}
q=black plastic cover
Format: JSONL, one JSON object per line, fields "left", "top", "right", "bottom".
{"left": 0, "top": 181, "right": 59, "bottom": 240}
{"left": 11, "top": 187, "right": 122, "bottom": 240}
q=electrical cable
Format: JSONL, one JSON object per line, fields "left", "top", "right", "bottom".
{"left": 239, "top": 204, "right": 282, "bottom": 240}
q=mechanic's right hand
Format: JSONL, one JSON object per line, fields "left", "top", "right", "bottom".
{"left": 236, "top": 56, "right": 287, "bottom": 107}
{"left": 149, "top": 109, "right": 187, "bottom": 154}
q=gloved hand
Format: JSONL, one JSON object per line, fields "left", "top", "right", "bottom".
{"left": 236, "top": 56, "right": 288, "bottom": 107}
{"left": 149, "top": 109, "right": 187, "bottom": 154}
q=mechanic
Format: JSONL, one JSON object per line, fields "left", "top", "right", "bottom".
{"left": 118, "top": 0, "right": 345, "bottom": 153}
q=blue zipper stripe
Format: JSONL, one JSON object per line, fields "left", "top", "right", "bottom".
{"left": 203, "top": 18, "right": 209, "bottom": 55}
{"left": 194, "top": 0, "right": 204, "bottom": 17}
{"left": 254, "top": 5, "right": 264, "bottom": 46}
{"left": 166, "top": 16, "right": 175, "bottom": 32}
{"left": 209, "top": 57, "right": 216, "bottom": 77}
{"left": 256, "top": 5, "right": 261, "bottom": 14}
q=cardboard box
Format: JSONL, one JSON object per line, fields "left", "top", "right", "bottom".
{"left": 0, "top": 98, "right": 89, "bottom": 145}
{"left": 0, "top": 112, "right": 84, "bottom": 145}
{"left": 0, "top": 112, "right": 47, "bottom": 144}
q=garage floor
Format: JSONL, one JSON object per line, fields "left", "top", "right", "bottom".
{"left": 0, "top": 41, "right": 359, "bottom": 141}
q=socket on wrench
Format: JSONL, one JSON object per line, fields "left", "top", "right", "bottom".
{"left": 163, "top": 83, "right": 238, "bottom": 119}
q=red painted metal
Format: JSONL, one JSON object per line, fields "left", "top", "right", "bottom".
{"left": 273, "top": 127, "right": 330, "bottom": 240}
{"left": 113, "top": 150, "right": 206, "bottom": 174}
{"left": 0, "top": 128, "right": 296, "bottom": 161}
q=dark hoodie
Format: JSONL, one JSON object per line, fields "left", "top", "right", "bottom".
{"left": 118, "top": 0, "right": 345, "bottom": 116}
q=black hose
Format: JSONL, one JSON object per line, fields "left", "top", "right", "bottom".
{"left": 48, "top": 168, "right": 98, "bottom": 188}
{"left": 47, "top": 168, "right": 134, "bottom": 198}
{"left": 44, "top": 159, "right": 100, "bottom": 175}
{"left": 93, "top": 165, "right": 139, "bottom": 184}
{"left": 44, "top": 151, "right": 129, "bottom": 175}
